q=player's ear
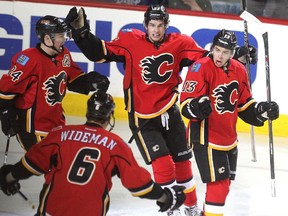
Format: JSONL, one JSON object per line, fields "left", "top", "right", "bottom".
{"left": 44, "top": 34, "right": 53, "bottom": 45}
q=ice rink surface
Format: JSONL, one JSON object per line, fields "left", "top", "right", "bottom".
{"left": 0, "top": 116, "right": 287, "bottom": 216}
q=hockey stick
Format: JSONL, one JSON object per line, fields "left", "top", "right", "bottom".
{"left": 240, "top": 10, "right": 276, "bottom": 197}
{"left": 262, "top": 31, "right": 276, "bottom": 197}
{"left": 241, "top": 0, "right": 257, "bottom": 162}
{"left": 3, "top": 134, "right": 36, "bottom": 209}
{"left": 3, "top": 134, "right": 11, "bottom": 165}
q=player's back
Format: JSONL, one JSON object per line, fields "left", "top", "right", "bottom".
{"left": 31, "top": 123, "right": 127, "bottom": 216}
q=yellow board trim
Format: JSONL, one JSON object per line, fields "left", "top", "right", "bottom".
{"left": 63, "top": 93, "right": 288, "bottom": 137}
{"left": 62, "top": 92, "right": 127, "bottom": 120}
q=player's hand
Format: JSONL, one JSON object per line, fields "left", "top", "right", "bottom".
{"left": 255, "top": 101, "right": 279, "bottom": 121}
{"left": 189, "top": 96, "right": 212, "bottom": 120}
{"left": 87, "top": 71, "right": 110, "bottom": 93}
{"left": 65, "top": 7, "right": 78, "bottom": 29}
{"left": 234, "top": 45, "right": 258, "bottom": 65}
{"left": 0, "top": 165, "right": 20, "bottom": 196}
{"left": 248, "top": 45, "right": 258, "bottom": 64}
{"left": 0, "top": 108, "right": 19, "bottom": 136}
{"left": 157, "top": 185, "right": 186, "bottom": 212}
{"left": 65, "top": 7, "right": 90, "bottom": 40}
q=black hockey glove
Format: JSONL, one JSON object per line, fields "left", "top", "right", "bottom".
{"left": 248, "top": 45, "right": 258, "bottom": 64}
{"left": 0, "top": 165, "right": 20, "bottom": 196}
{"left": 0, "top": 108, "right": 19, "bottom": 136}
{"left": 157, "top": 185, "right": 186, "bottom": 212}
{"left": 65, "top": 7, "right": 90, "bottom": 41}
{"left": 188, "top": 96, "right": 212, "bottom": 120}
{"left": 196, "top": 0, "right": 212, "bottom": 11}
{"left": 87, "top": 71, "right": 110, "bottom": 93}
{"left": 254, "top": 101, "right": 279, "bottom": 122}
{"left": 234, "top": 45, "right": 258, "bottom": 65}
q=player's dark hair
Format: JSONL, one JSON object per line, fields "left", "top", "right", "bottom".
{"left": 144, "top": 4, "right": 169, "bottom": 26}
{"left": 212, "top": 29, "right": 237, "bottom": 50}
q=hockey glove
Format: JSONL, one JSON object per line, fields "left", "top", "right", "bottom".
{"left": 234, "top": 45, "right": 258, "bottom": 65}
{"left": 248, "top": 45, "right": 258, "bottom": 64}
{"left": 157, "top": 185, "right": 186, "bottom": 212}
{"left": 0, "top": 108, "right": 19, "bottom": 136}
{"left": 87, "top": 71, "right": 110, "bottom": 93}
{"left": 0, "top": 165, "right": 20, "bottom": 196}
{"left": 188, "top": 96, "right": 212, "bottom": 120}
{"left": 254, "top": 101, "right": 279, "bottom": 122}
{"left": 65, "top": 7, "right": 90, "bottom": 41}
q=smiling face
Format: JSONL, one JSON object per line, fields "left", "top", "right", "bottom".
{"left": 212, "top": 45, "right": 234, "bottom": 68}
{"left": 145, "top": 19, "right": 166, "bottom": 43}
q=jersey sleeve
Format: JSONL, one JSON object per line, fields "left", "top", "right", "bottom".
{"left": 11, "top": 130, "right": 60, "bottom": 180}
{"left": 177, "top": 34, "right": 207, "bottom": 67}
{"left": 0, "top": 51, "right": 37, "bottom": 107}
{"left": 180, "top": 60, "right": 208, "bottom": 104}
{"left": 104, "top": 29, "right": 138, "bottom": 63}
{"left": 236, "top": 62, "right": 264, "bottom": 126}
{"left": 75, "top": 32, "right": 106, "bottom": 62}
{"left": 180, "top": 59, "right": 210, "bottom": 120}
{"left": 112, "top": 137, "right": 163, "bottom": 199}
{"left": 236, "top": 62, "right": 253, "bottom": 106}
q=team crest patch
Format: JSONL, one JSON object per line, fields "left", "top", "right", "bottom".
{"left": 190, "top": 63, "right": 201, "bottom": 72}
{"left": 16, "top": 54, "right": 29, "bottom": 66}
{"left": 62, "top": 54, "right": 71, "bottom": 67}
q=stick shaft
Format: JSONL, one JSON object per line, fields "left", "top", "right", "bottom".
{"left": 3, "top": 135, "right": 11, "bottom": 165}
{"left": 250, "top": 125, "right": 257, "bottom": 161}
{"left": 262, "top": 32, "right": 276, "bottom": 197}
{"left": 241, "top": 0, "right": 257, "bottom": 162}
{"left": 240, "top": 9, "right": 276, "bottom": 197}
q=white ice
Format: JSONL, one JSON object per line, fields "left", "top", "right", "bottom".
{"left": 0, "top": 116, "right": 287, "bottom": 216}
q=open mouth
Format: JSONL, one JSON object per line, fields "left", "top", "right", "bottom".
{"left": 215, "top": 60, "right": 223, "bottom": 67}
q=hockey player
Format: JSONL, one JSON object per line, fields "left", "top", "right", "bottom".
{"left": 180, "top": 29, "right": 279, "bottom": 216}
{"left": 0, "top": 15, "right": 110, "bottom": 151}
{"left": 64, "top": 5, "right": 257, "bottom": 216}
{"left": 0, "top": 92, "right": 187, "bottom": 216}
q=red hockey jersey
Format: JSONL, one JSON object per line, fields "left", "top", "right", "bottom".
{"left": 15, "top": 123, "right": 158, "bottom": 216}
{"left": 0, "top": 46, "right": 85, "bottom": 135}
{"left": 104, "top": 29, "right": 205, "bottom": 118}
{"left": 180, "top": 57, "right": 254, "bottom": 150}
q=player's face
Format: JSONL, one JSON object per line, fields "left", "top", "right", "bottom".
{"left": 146, "top": 20, "right": 166, "bottom": 43}
{"left": 212, "top": 45, "right": 234, "bottom": 67}
{"left": 52, "top": 32, "right": 69, "bottom": 53}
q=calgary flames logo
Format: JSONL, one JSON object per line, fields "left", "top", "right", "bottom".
{"left": 212, "top": 81, "right": 239, "bottom": 114}
{"left": 140, "top": 53, "right": 173, "bottom": 84}
{"left": 42, "top": 71, "right": 67, "bottom": 106}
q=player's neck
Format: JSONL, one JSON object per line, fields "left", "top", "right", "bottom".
{"left": 40, "top": 43, "right": 58, "bottom": 56}
{"left": 86, "top": 120, "right": 107, "bottom": 129}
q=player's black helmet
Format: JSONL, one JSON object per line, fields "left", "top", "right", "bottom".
{"left": 86, "top": 92, "right": 115, "bottom": 123}
{"left": 144, "top": 5, "right": 169, "bottom": 26}
{"left": 36, "top": 15, "right": 71, "bottom": 43}
{"left": 212, "top": 29, "right": 237, "bottom": 50}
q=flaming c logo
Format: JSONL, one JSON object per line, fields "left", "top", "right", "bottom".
{"left": 212, "top": 81, "right": 239, "bottom": 114}
{"left": 140, "top": 53, "right": 174, "bottom": 85}
{"left": 42, "top": 71, "right": 67, "bottom": 106}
